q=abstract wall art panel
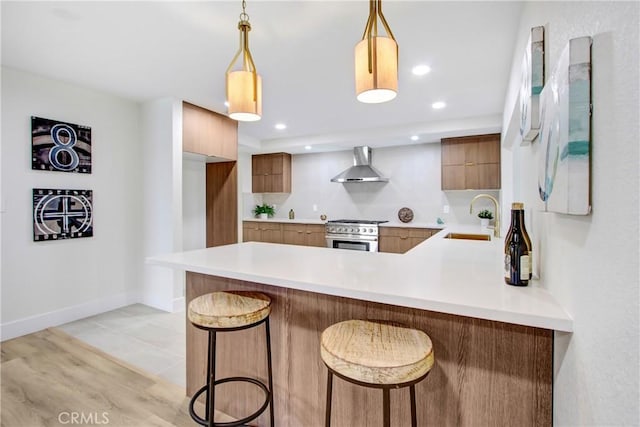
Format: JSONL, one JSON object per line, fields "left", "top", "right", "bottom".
{"left": 33, "top": 189, "right": 94, "bottom": 241}
{"left": 519, "top": 26, "right": 545, "bottom": 143}
{"left": 32, "top": 116, "right": 92, "bottom": 173}
{"left": 538, "top": 36, "right": 592, "bottom": 215}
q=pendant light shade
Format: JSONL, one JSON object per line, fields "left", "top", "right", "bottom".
{"left": 227, "top": 70, "right": 262, "bottom": 121}
{"left": 226, "top": 1, "right": 262, "bottom": 121}
{"left": 355, "top": 0, "right": 398, "bottom": 104}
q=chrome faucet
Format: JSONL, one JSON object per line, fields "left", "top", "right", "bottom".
{"left": 470, "top": 194, "right": 500, "bottom": 238}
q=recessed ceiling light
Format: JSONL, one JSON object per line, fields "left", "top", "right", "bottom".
{"left": 432, "top": 101, "right": 446, "bottom": 109}
{"left": 275, "top": 123, "right": 287, "bottom": 130}
{"left": 412, "top": 64, "right": 431, "bottom": 76}
{"left": 410, "top": 135, "right": 419, "bottom": 141}
{"left": 304, "top": 145, "right": 312, "bottom": 150}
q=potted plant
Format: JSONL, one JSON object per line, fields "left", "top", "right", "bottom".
{"left": 477, "top": 209, "right": 493, "bottom": 228}
{"left": 253, "top": 204, "right": 275, "bottom": 220}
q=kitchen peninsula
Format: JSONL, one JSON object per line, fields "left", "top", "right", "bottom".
{"left": 149, "top": 227, "right": 572, "bottom": 426}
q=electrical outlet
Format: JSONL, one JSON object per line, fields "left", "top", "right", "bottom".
{"left": 312, "top": 204, "right": 318, "bottom": 212}
{"left": 443, "top": 205, "right": 450, "bottom": 214}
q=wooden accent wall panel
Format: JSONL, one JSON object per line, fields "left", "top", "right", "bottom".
{"left": 205, "top": 162, "right": 237, "bottom": 247}
{"left": 186, "top": 273, "right": 552, "bottom": 427}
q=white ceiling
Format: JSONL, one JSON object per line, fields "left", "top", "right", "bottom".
{"left": 1, "top": 1, "right": 523, "bottom": 154}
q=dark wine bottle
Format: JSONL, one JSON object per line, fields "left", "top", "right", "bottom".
{"left": 504, "top": 204, "right": 533, "bottom": 280}
{"left": 504, "top": 202, "right": 531, "bottom": 286}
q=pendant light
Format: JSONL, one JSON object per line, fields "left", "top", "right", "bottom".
{"left": 226, "top": 0, "right": 262, "bottom": 121}
{"left": 355, "top": 0, "right": 398, "bottom": 104}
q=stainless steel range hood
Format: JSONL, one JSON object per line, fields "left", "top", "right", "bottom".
{"left": 331, "top": 146, "right": 389, "bottom": 183}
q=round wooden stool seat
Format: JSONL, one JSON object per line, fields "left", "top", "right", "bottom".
{"left": 321, "top": 319, "right": 434, "bottom": 385}
{"left": 188, "top": 291, "right": 271, "bottom": 329}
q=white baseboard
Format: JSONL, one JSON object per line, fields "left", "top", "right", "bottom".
{"left": 0, "top": 291, "right": 141, "bottom": 342}
{"left": 172, "top": 296, "right": 185, "bottom": 313}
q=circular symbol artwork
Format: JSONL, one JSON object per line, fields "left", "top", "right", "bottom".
{"left": 33, "top": 189, "right": 93, "bottom": 241}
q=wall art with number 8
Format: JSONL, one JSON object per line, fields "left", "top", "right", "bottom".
{"left": 31, "top": 116, "right": 92, "bottom": 173}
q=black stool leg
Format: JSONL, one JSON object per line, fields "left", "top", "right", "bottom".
{"left": 208, "top": 330, "right": 217, "bottom": 427}
{"left": 265, "top": 317, "right": 275, "bottom": 427}
{"left": 205, "top": 331, "right": 212, "bottom": 422}
{"left": 410, "top": 384, "right": 417, "bottom": 427}
{"left": 325, "top": 370, "right": 334, "bottom": 427}
{"left": 383, "top": 388, "right": 390, "bottom": 427}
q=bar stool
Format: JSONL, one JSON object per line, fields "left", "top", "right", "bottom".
{"left": 188, "top": 291, "right": 274, "bottom": 427}
{"left": 321, "top": 319, "right": 434, "bottom": 427}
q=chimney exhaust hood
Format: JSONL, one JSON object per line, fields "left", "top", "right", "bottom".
{"left": 331, "top": 146, "right": 388, "bottom": 183}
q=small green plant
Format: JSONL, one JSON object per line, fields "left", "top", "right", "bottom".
{"left": 253, "top": 204, "right": 275, "bottom": 217}
{"left": 477, "top": 209, "right": 494, "bottom": 220}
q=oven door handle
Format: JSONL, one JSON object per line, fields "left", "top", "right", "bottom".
{"left": 325, "top": 234, "right": 378, "bottom": 242}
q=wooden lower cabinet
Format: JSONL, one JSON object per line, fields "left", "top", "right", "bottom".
{"left": 379, "top": 227, "right": 439, "bottom": 254}
{"left": 243, "top": 221, "right": 326, "bottom": 247}
{"left": 282, "top": 224, "right": 326, "bottom": 247}
{"left": 242, "top": 221, "right": 283, "bottom": 244}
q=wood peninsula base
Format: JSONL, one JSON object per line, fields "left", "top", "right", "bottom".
{"left": 186, "top": 272, "right": 552, "bottom": 426}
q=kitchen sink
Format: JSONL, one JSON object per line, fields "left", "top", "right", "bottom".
{"left": 444, "top": 232, "right": 491, "bottom": 241}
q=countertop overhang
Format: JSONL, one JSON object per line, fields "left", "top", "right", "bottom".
{"left": 147, "top": 226, "right": 573, "bottom": 332}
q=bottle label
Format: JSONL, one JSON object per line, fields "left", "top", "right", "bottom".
{"left": 504, "top": 254, "right": 511, "bottom": 279}
{"left": 520, "top": 254, "right": 530, "bottom": 280}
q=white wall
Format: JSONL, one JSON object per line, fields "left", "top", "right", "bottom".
{"left": 1, "top": 67, "right": 143, "bottom": 340}
{"left": 239, "top": 150, "right": 263, "bottom": 221}
{"left": 141, "top": 98, "right": 184, "bottom": 312}
{"left": 501, "top": 2, "right": 639, "bottom": 425}
{"left": 261, "top": 144, "right": 499, "bottom": 225}
{"left": 182, "top": 155, "right": 206, "bottom": 251}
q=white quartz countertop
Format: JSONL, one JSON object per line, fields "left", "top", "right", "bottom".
{"left": 243, "top": 217, "right": 446, "bottom": 229}
{"left": 380, "top": 221, "right": 445, "bottom": 229}
{"left": 148, "top": 226, "right": 573, "bottom": 332}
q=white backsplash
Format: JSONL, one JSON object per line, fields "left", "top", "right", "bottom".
{"left": 242, "top": 144, "right": 500, "bottom": 225}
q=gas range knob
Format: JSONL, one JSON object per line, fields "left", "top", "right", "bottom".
{"left": 368, "top": 228, "right": 373, "bottom": 233}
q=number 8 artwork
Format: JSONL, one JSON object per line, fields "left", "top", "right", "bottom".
{"left": 31, "top": 116, "right": 92, "bottom": 173}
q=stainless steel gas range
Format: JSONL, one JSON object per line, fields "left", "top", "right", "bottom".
{"left": 325, "top": 219, "right": 389, "bottom": 252}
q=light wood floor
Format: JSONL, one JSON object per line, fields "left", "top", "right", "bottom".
{"left": 1, "top": 328, "right": 233, "bottom": 427}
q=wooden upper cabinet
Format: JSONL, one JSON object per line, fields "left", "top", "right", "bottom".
{"left": 182, "top": 101, "right": 237, "bottom": 160}
{"left": 441, "top": 133, "right": 501, "bottom": 190}
{"left": 252, "top": 153, "right": 292, "bottom": 193}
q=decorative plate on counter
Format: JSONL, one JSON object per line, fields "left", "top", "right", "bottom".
{"left": 398, "top": 207, "right": 414, "bottom": 223}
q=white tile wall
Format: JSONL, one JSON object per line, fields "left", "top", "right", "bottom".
{"left": 252, "top": 143, "right": 499, "bottom": 225}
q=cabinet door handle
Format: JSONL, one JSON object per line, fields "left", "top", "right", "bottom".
{"left": 465, "top": 162, "right": 475, "bottom": 166}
